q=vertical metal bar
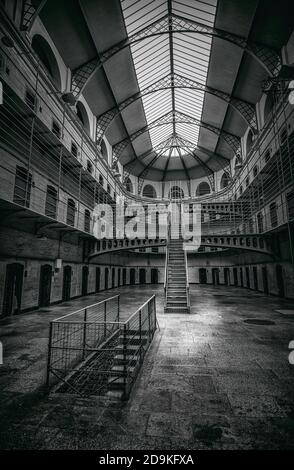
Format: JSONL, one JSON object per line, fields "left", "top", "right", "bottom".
{"left": 117, "top": 295, "right": 120, "bottom": 323}
{"left": 82, "top": 308, "right": 87, "bottom": 360}
{"left": 123, "top": 323, "right": 128, "bottom": 400}
{"left": 154, "top": 295, "right": 157, "bottom": 333}
{"left": 104, "top": 300, "right": 107, "bottom": 337}
{"left": 46, "top": 321, "right": 53, "bottom": 390}
{"left": 148, "top": 300, "right": 151, "bottom": 342}
{"left": 139, "top": 309, "right": 142, "bottom": 363}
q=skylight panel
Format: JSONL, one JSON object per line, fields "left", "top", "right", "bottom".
{"left": 120, "top": 0, "right": 217, "bottom": 154}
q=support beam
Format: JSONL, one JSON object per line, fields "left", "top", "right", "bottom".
{"left": 112, "top": 110, "right": 240, "bottom": 166}
{"left": 96, "top": 74, "right": 257, "bottom": 144}
{"left": 20, "top": 0, "right": 47, "bottom": 32}
{"left": 71, "top": 13, "right": 281, "bottom": 98}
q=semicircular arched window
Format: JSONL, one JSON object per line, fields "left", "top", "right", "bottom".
{"left": 31, "top": 34, "right": 61, "bottom": 90}
{"left": 143, "top": 184, "right": 157, "bottom": 198}
{"left": 125, "top": 177, "right": 133, "bottom": 193}
{"left": 168, "top": 186, "right": 184, "bottom": 200}
{"left": 196, "top": 182, "right": 211, "bottom": 197}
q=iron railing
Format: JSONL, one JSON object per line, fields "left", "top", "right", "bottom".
{"left": 46, "top": 294, "right": 157, "bottom": 400}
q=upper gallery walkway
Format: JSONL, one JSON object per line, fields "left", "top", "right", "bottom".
{"left": 0, "top": 285, "right": 294, "bottom": 449}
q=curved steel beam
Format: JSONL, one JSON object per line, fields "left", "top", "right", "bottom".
{"left": 96, "top": 74, "right": 256, "bottom": 144}
{"left": 112, "top": 110, "right": 240, "bottom": 167}
{"left": 71, "top": 13, "right": 281, "bottom": 98}
{"left": 20, "top": 0, "right": 47, "bottom": 32}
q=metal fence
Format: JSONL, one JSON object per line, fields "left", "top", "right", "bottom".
{"left": 46, "top": 294, "right": 157, "bottom": 400}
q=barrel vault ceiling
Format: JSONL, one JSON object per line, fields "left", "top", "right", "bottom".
{"left": 37, "top": 0, "right": 294, "bottom": 181}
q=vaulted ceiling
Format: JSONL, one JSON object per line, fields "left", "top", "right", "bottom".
{"left": 37, "top": 0, "right": 294, "bottom": 180}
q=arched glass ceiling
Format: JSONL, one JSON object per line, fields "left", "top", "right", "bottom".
{"left": 121, "top": 0, "right": 217, "bottom": 156}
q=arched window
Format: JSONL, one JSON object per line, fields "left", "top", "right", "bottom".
{"left": 101, "top": 140, "right": 108, "bottom": 162}
{"left": 66, "top": 199, "right": 75, "bottom": 226}
{"left": 246, "top": 130, "right": 254, "bottom": 155}
{"left": 196, "top": 182, "right": 210, "bottom": 197}
{"left": 220, "top": 172, "right": 230, "bottom": 189}
{"left": 125, "top": 177, "right": 133, "bottom": 193}
{"left": 45, "top": 185, "right": 57, "bottom": 218}
{"left": 168, "top": 186, "right": 184, "bottom": 199}
{"left": 84, "top": 209, "right": 90, "bottom": 233}
{"left": 76, "top": 102, "right": 90, "bottom": 135}
{"left": 264, "top": 89, "right": 274, "bottom": 124}
{"left": 143, "top": 184, "right": 156, "bottom": 198}
{"left": 99, "top": 174, "right": 104, "bottom": 187}
{"left": 31, "top": 35, "right": 61, "bottom": 89}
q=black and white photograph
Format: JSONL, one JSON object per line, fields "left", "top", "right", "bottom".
{"left": 0, "top": 0, "right": 294, "bottom": 461}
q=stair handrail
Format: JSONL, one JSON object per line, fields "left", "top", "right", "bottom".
{"left": 164, "top": 215, "right": 171, "bottom": 308}
{"left": 184, "top": 246, "right": 190, "bottom": 312}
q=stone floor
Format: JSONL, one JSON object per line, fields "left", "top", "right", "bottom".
{"left": 1, "top": 284, "right": 294, "bottom": 450}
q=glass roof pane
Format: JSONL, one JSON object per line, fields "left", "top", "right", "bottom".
{"left": 120, "top": 0, "right": 217, "bottom": 156}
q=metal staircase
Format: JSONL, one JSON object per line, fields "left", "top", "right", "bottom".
{"left": 164, "top": 218, "right": 190, "bottom": 313}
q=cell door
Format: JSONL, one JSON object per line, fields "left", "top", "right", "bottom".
{"left": 39, "top": 264, "right": 52, "bottom": 307}
{"left": 233, "top": 268, "right": 238, "bottom": 286}
{"left": 130, "top": 269, "right": 136, "bottom": 285}
{"left": 262, "top": 266, "right": 269, "bottom": 294}
{"left": 199, "top": 268, "right": 207, "bottom": 284}
{"left": 212, "top": 268, "right": 219, "bottom": 285}
{"left": 62, "top": 266, "right": 72, "bottom": 301}
{"left": 246, "top": 267, "right": 250, "bottom": 288}
{"left": 224, "top": 268, "right": 230, "bottom": 286}
{"left": 151, "top": 268, "right": 158, "bottom": 284}
{"left": 95, "top": 267, "right": 100, "bottom": 292}
{"left": 2, "top": 263, "right": 24, "bottom": 316}
{"left": 105, "top": 268, "right": 109, "bottom": 290}
{"left": 82, "top": 266, "right": 89, "bottom": 296}
{"left": 139, "top": 269, "right": 146, "bottom": 284}
{"left": 253, "top": 267, "right": 258, "bottom": 291}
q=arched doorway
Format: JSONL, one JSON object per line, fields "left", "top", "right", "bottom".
{"left": 233, "top": 268, "right": 238, "bottom": 286}
{"left": 117, "top": 268, "right": 121, "bottom": 287}
{"left": 39, "top": 264, "right": 52, "bottom": 307}
{"left": 224, "top": 268, "right": 230, "bottom": 286}
{"left": 130, "top": 268, "right": 136, "bottom": 285}
{"left": 262, "top": 266, "right": 269, "bottom": 294}
{"left": 112, "top": 267, "right": 116, "bottom": 288}
{"left": 151, "top": 268, "right": 158, "bottom": 284}
{"left": 82, "top": 266, "right": 89, "bottom": 296}
{"left": 276, "top": 264, "right": 285, "bottom": 297}
{"left": 122, "top": 268, "right": 126, "bottom": 286}
{"left": 239, "top": 268, "right": 244, "bottom": 287}
{"left": 253, "top": 267, "right": 258, "bottom": 290}
{"left": 2, "top": 263, "right": 24, "bottom": 316}
{"left": 245, "top": 267, "right": 250, "bottom": 288}
{"left": 199, "top": 268, "right": 207, "bottom": 284}
{"left": 212, "top": 268, "right": 219, "bottom": 285}
{"left": 105, "top": 268, "right": 109, "bottom": 290}
{"left": 139, "top": 268, "right": 146, "bottom": 284}
{"left": 95, "top": 267, "right": 100, "bottom": 292}
{"left": 62, "top": 266, "right": 72, "bottom": 301}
